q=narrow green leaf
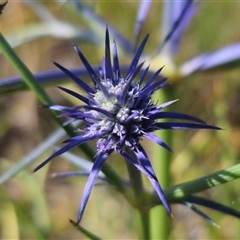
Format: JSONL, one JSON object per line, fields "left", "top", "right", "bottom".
{"left": 150, "top": 163, "right": 240, "bottom": 205}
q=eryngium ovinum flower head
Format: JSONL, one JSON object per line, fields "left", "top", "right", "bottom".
{"left": 34, "top": 28, "right": 219, "bottom": 224}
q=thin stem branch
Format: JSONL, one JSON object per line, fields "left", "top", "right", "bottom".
{"left": 150, "top": 87, "right": 172, "bottom": 240}
{"left": 125, "top": 159, "right": 143, "bottom": 199}
{"left": 125, "top": 148, "right": 150, "bottom": 240}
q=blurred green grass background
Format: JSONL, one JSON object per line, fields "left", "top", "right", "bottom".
{"left": 1, "top": 1, "right": 240, "bottom": 239}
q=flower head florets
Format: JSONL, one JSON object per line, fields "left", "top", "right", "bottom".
{"left": 34, "top": 28, "right": 219, "bottom": 224}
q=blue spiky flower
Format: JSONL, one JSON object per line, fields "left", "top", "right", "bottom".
{"left": 34, "top": 28, "right": 219, "bottom": 224}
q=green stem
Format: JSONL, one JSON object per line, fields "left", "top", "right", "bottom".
{"left": 150, "top": 5, "right": 176, "bottom": 236}
{"left": 126, "top": 160, "right": 143, "bottom": 199}
{"left": 135, "top": 209, "right": 150, "bottom": 240}
{"left": 125, "top": 149, "right": 150, "bottom": 239}
{"left": 150, "top": 88, "right": 172, "bottom": 240}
